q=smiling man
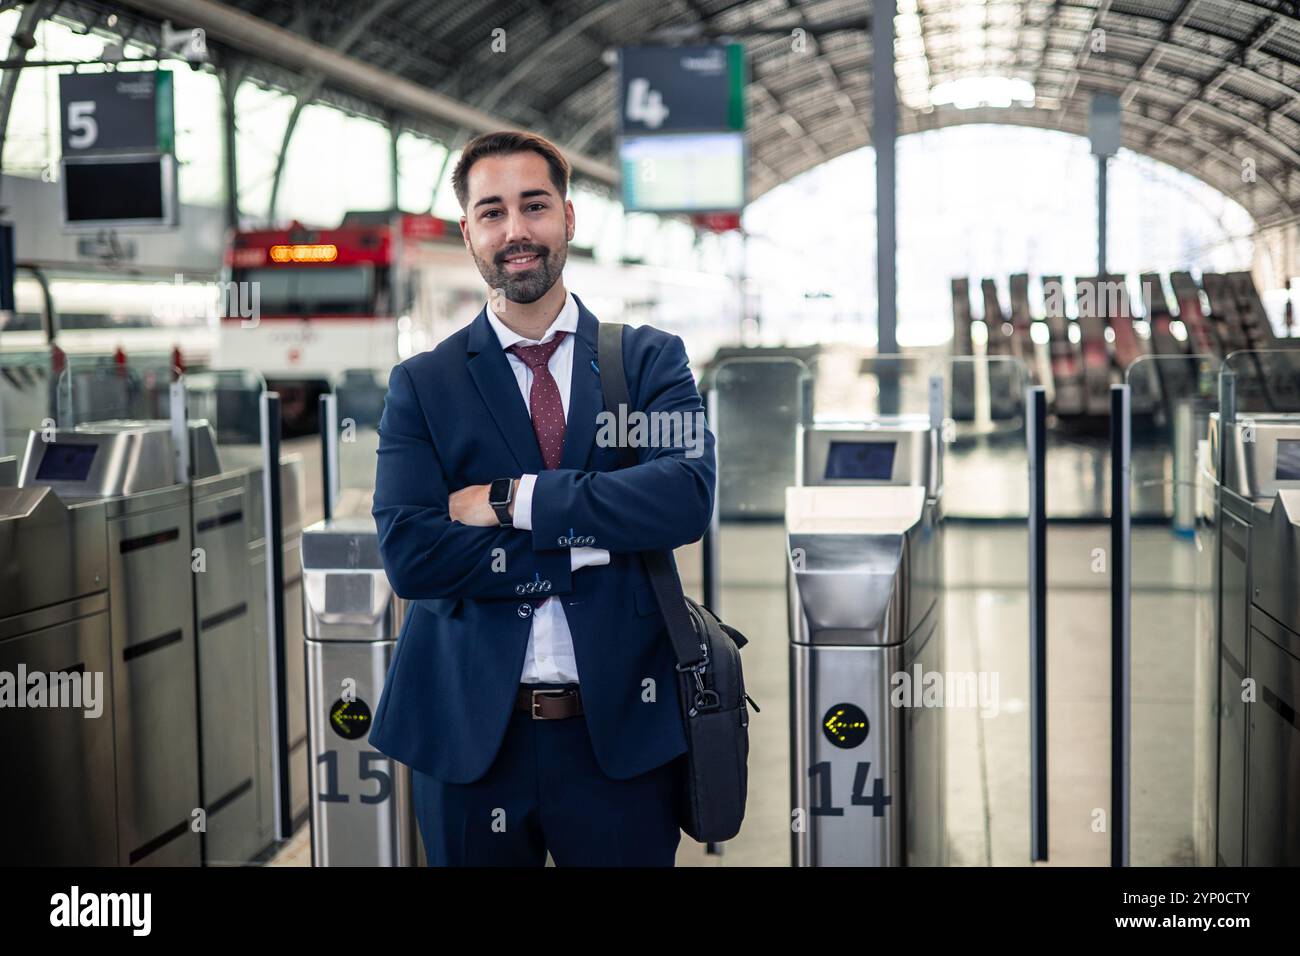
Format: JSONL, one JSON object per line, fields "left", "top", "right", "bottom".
{"left": 367, "top": 130, "right": 717, "bottom": 866}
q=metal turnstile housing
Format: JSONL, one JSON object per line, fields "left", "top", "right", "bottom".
{"left": 788, "top": 417, "right": 946, "bottom": 866}
{"left": 1211, "top": 414, "right": 1300, "bottom": 866}
{"left": 302, "top": 518, "right": 420, "bottom": 866}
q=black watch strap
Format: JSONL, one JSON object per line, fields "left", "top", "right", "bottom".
{"left": 489, "top": 477, "right": 515, "bottom": 527}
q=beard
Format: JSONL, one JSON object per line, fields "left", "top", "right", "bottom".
{"left": 470, "top": 239, "right": 568, "bottom": 305}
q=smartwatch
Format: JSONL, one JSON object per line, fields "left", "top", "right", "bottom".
{"left": 489, "top": 477, "right": 516, "bottom": 527}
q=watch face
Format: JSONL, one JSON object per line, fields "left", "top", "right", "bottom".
{"left": 489, "top": 478, "right": 511, "bottom": 506}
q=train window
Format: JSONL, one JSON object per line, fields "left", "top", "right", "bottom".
{"left": 233, "top": 265, "right": 377, "bottom": 316}
{"left": 6, "top": 275, "right": 213, "bottom": 332}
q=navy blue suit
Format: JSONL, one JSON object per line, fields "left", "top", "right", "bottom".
{"left": 367, "top": 293, "right": 716, "bottom": 865}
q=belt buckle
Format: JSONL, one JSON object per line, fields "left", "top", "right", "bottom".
{"left": 531, "top": 688, "right": 568, "bottom": 719}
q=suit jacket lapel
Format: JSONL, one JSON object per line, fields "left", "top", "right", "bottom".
{"left": 560, "top": 295, "right": 602, "bottom": 472}
{"left": 465, "top": 306, "right": 545, "bottom": 473}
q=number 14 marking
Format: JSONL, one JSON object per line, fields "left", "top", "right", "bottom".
{"left": 809, "top": 761, "right": 892, "bottom": 817}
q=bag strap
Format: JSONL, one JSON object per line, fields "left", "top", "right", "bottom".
{"left": 596, "top": 321, "right": 706, "bottom": 669}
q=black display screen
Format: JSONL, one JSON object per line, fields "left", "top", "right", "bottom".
{"left": 64, "top": 159, "right": 166, "bottom": 222}
{"left": 824, "top": 440, "right": 896, "bottom": 481}
{"left": 35, "top": 443, "right": 98, "bottom": 481}
{"left": 1276, "top": 440, "right": 1300, "bottom": 481}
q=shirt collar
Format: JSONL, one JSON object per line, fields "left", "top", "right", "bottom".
{"left": 485, "top": 291, "right": 578, "bottom": 350}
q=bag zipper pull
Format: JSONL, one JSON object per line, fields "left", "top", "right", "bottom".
{"left": 744, "top": 692, "right": 761, "bottom": 713}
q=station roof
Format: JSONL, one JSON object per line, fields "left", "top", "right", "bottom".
{"left": 85, "top": 0, "right": 1300, "bottom": 226}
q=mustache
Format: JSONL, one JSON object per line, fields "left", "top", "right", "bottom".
{"left": 495, "top": 244, "right": 548, "bottom": 265}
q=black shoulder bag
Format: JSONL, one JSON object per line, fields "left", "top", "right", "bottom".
{"left": 597, "top": 321, "right": 757, "bottom": 844}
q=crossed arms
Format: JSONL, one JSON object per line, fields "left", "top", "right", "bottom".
{"left": 372, "top": 334, "right": 716, "bottom": 602}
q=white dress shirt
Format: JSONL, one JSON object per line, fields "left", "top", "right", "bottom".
{"left": 485, "top": 291, "right": 610, "bottom": 684}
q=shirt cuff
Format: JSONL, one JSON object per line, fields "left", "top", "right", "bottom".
{"left": 570, "top": 547, "right": 611, "bottom": 571}
{"left": 512, "top": 474, "right": 537, "bottom": 530}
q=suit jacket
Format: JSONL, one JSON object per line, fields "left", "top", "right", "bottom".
{"left": 367, "top": 293, "right": 717, "bottom": 783}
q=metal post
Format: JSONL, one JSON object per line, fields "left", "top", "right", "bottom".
{"left": 702, "top": 386, "right": 721, "bottom": 614}
{"left": 1110, "top": 383, "right": 1130, "bottom": 866}
{"left": 221, "top": 62, "right": 242, "bottom": 230}
{"left": 170, "top": 378, "right": 190, "bottom": 483}
{"left": 389, "top": 115, "right": 401, "bottom": 212}
{"left": 260, "top": 391, "right": 291, "bottom": 840}
{"left": 1098, "top": 155, "right": 1109, "bottom": 276}
{"left": 319, "top": 392, "right": 338, "bottom": 522}
{"left": 873, "top": 0, "right": 898, "bottom": 412}
{"left": 929, "top": 375, "right": 944, "bottom": 494}
{"left": 702, "top": 384, "right": 723, "bottom": 859}
{"left": 1028, "top": 385, "right": 1048, "bottom": 862}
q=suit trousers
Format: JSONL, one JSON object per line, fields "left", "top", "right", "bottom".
{"left": 411, "top": 683, "right": 684, "bottom": 866}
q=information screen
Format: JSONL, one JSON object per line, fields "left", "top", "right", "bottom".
{"left": 64, "top": 157, "right": 167, "bottom": 224}
{"left": 36, "top": 443, "right": 98, "bottom": 482}
{"left": 1276, "top": 440, "right": 1300, "bottom": 481}
{"left": 620, "top": 132, "right": 745, "bottom": 212}
{"left": 824, "top": 440, "right": 895, "bottom": 481}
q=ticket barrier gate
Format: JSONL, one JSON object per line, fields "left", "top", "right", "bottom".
{"left": 302, "top": 518, "right": 423, "bottom": 866}
{"left": 1209, "top": 413, "right": 1300, "bottom": 865}
{"left": 7, "top": 421, "right": 214, "bottom": 864}
{"left": 0, "top": 484, "right": 119, "bottom": 864}
{"left": 787, "top": 412, "right": 945, "bottom": 865}
{"left": 0, "top": 417, "right": 303, "bottom": 865}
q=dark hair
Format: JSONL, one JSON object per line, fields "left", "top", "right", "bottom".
{"left": 452, "top": 130, "right": 571, "bottom": 210}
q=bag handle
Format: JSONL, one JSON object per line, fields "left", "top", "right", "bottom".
{"left": 596, "top": 321, "right": 706, "bottom": 670}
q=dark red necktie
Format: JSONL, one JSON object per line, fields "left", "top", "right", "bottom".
{"left": 506, "top": 331, "right": 568, "bottom": 470}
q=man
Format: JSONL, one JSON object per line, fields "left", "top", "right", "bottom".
{"left": 367, "top": 130, "right": 716, "bottom": 866}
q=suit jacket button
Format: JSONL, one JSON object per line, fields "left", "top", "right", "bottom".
{"left": 517, "top": 604, "right": 532, "bottom": 618}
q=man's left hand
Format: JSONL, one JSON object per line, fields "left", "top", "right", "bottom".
{"left": 449, "top": 483, "right": 514, "bottom": 526}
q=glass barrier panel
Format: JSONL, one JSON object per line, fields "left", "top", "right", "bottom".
{"left": 943, "top": 355, "right": 1031, "bottom": 519}
{"left": 710, "top": 357, "right": 813, "bottom": 521}
{"left": 939, "top": 354, "right": 1033, "bottom": 864}
{"left": 0, "top": 354, "right": 56, "bottom": 465}
{"left": 333, "top": 367, "right": 388, "bottom": 518}
{"left": 830, "top": 353, "right": 944, "bottom": 421}
{"left": 1125, "top": 354, "right": 1220, "bottom": 865}
{"left": 184, "top": 368, "right": 268, "bottom": 449}
{"left": 56, "top": 362, "right": 173, "bottom": 427}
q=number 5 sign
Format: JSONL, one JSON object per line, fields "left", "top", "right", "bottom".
{"left": 59, "top": 71, "right": 174, "bottom": 154}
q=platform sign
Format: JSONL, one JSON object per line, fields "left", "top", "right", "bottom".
{"left": 617, "top": 44, "right": 747, "bottom": 215}
{"left": 618, "top": 44, "right": 745, "bottom": 134}
{"left": 57, "top": 71, "right": 177, "bottom": 229}
{"left": 59, "top": 71, "right": 175, "bottom": 154}
{"left": 1089, "top": 92, "right": 1120, "bottom": 157}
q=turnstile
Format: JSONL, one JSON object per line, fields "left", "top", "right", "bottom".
{"left": 302, "top": 518, "right": 421, "bottom": 866}
{"left": 1209, "top": 413, "right": 1300, "bottom": 866}
{"left": 787, "top": 414, "right": 945, "bottom": 866}
{"left": 2, "top": 416, "right": 304, "bottom": 865}
{"left": 0, "top": 485, "right": 118, "bottom": 865}
{"left": 14, "top": 421, "right": 213, "bottom": 865}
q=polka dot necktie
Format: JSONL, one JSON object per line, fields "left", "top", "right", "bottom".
{"left": 507, "top": 331, "right": 568, "bottom": 470}
{"left": 507, "top": 331, "right": 568, "bottom": 609}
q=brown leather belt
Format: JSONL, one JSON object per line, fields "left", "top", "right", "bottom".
{"left": 515, "top": 684, "right": 583, "bottom": 719}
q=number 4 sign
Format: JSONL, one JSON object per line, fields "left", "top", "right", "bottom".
{"left": 625, "top": 78, "right": 669, "bottom": 130}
